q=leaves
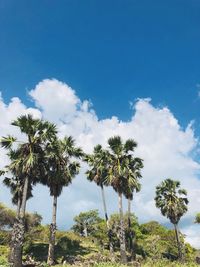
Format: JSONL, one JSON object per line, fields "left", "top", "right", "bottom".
{"left": 155, "top": 179, "right": 188, "bottom": 225}
{"left": 42, "top": 136, "right": 83, "bottom": 197}
{"left": 0, "top": 136, "right": 16, "bottom": 149}
{"left": 107, "top": 136, "right": 143, "bottom": 198}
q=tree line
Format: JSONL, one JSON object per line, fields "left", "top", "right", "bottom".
{"left": 0, "top": 115, "right": 192, "bottom": 266}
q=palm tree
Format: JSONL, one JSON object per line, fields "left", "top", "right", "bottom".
{"left": 42, "top": 136, "right": 83, "bottom": 265}
{"left": 3, "top": 176, "right": 33, "bottom": 219}
{"left": 107, "top": 136, "right": 139, "bottom": 263}
{"left": 124, "top": 156, "right": 143, "bottom": 260}
{"left": 85, "top": 144, "right": 114, "bottom": 257}
{"left": 0, "top": 114, "right": 57, "bottom": 267}
{"left": 1, "top": 149, "right": 34, "bottom": 219}
{"left": 155, "top": 178, "right": 188, "bottom": 261}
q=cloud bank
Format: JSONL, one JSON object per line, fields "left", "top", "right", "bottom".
{"left": 1, "top": 79, "right": 200, "bottom": 247}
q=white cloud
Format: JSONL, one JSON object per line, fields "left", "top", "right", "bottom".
{"left": 182, "top": 224, "right": 200, "bottom": 248}
{"left": 29, "top": 79, "right": 80, "bottom": 123}
{"left": 1, "top": 79, "right": 200, "bottom": 248}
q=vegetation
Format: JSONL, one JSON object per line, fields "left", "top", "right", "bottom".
{"left": 42, "top": 136, "right": 83, "bottom": 265}
{"left": 0, "top": 115, "right": 199, "bottom": 266}
{"left": 155, "top": 179, "right": 188, "bottom": 261}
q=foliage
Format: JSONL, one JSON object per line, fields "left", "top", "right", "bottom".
{"left": 85, "top": 144, "right": 110, "bottom": 187}
{"left": 0, "top": 202, "right": 16, "bottom": 229}
{"left": 106, "top": 136, "right": 143, "bottom": 196}
{"left": 0, "top": 202, "right": 42, "bottom": 230}
{"left": 0, "top": 231, "right": 10, "bottom": 245}
{"left": 72, "top": 210, "right": 103, "bottom": 237}
{"left": 0, "top": 255, "right": 10, "bottom": 267}
{"left": 194, "top": 213, "right": 200, "bottom": 224}
{"left": 155, "top": 179, "right": 188, "bottom": 225}
{"left": 140, "top": 221, "right": 179, "bottom": 259}
{"left": 0, "top": 245, "right": 9, "bottom": 257}
{"left": 41, "top": 136, "right": 83, "bottom": 197}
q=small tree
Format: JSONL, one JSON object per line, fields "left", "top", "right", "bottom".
{"left": 72, "top": 210, "right": 102, "bottom": 237}
{"left": 155, "top": 179, "right": 188, "bottom": 261}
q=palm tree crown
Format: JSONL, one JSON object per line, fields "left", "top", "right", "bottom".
{"left": 107, "top": 136, "right": 139, "bottom": 194}
{"left": 43, "top": 136, "right": 83, "bottom": 197}
{"left": 155, "top": 178, "right": 188, "bottom": 225}
{"left": 85, "top": 144, "right": 110, "bottom": 187}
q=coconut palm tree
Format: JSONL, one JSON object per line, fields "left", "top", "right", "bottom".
{"left": 107, "top": 136, "right": 139, "bottom": 263}
{"left": 85, "top": 144, "right": 114, "bottom": 257}
{"left": 155, "top": 178, "right": 188, "bottom": 261}
{"left": 0, "top": 114, "right": 57, "bottom": 267}
{"left": 42, "top": 136, "right": 83, "bottom": 265}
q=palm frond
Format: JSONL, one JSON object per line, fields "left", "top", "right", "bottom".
{"left": 0, "top": 135, "right": 16, "bottom": 149}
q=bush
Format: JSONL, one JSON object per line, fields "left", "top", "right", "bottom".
{"left": 0, "top": 231, "right": 10, "bottom": 245}
{"left": 57, "top": 235, "right": 80, "bottom": 251}
{"left": 0, "top": 245, "right": 9, "bottom": 257}
{"left": 0, "top": 256, "right": 9, "bottom": 267}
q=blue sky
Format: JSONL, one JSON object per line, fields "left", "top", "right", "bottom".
{"left": 0, "top": 0, "right": 200, "bottom": 126}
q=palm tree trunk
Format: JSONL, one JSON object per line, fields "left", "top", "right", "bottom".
{"left": 8, "top": 197, "right": 21, "bottom": 263}
{"left": 118, "top": 192, "right": 127, "bottom": 263}
{"left": 11, "top": 176, "right": 29, "bottom": 267}
{"left": 20, "top": 176, "right": 29, "bottom": 217}
{"left": 174, "top": 223, "right": 183, "bottom": 261}
{"left": 100, "top": 184, "right": 114, "bottom": 259}
{"left": 127, "top": 198, "right": 136, "bottom": 261}
{"left": 17, "top": 197, "right": 21, "bottom": 219}
{"left": 47, "top": 195, "right": 57, "bottom": 265}
{"left": 101, "top": 184, "right": 108, "bottom": 221}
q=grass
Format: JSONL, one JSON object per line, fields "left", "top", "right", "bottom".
{"left": 0, "top": 256, "right": 200, "bottom": 267}
{"left": 52, "top": 263, "right": 200, "bottom": 267}
{"left": 1, "top": 243, "right": 200, "bottom": 267}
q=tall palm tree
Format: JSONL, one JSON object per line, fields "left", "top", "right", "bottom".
{"left": 85, "top": 144, "right": 114, "bottom": 257}
{"left": 107, "top": 136, "right": 139, "bottom": 263}
{"left": 155, "top": 178, "right": 188, "bottom": 261}
{"left": 0, "top": 114, "right": 57, "bottom": 267}
{"left": 43, "top": 136, "right": 83, "bottom": 265}
{"left": 124, "top": 156, "right": 143, "bottom": 260}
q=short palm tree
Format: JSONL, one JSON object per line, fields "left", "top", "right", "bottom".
{"left": 155, "top": 178, "right": 188, "bottom": 261}
{"left": 1, "top": 149, "right": 33, "bottom": 218}
{"left": 0, "top": 114, "right": 57, "bottom": 267}
{"left": 85, "top": 144, "right": 114, "bottom": 256}
{"left": 107, "top": 136, "right": 139, "bottom": 263}
{"left": 43, "top": 136, "right": 83, "bottom": 265}
{"left": 3, "top": 176, "right": 33, "bottom": 218}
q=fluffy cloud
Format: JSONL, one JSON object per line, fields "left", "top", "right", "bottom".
{"left": 1, "top": 79, "right": 200, "bottom": 248}
{"left": 29, "top": 79, "right": 80, "bottom": 123}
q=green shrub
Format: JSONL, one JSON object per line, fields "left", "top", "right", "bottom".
{"left": 0, "top": 245, "right": 9, "bottom": 257}
{"left": 57, "top": 235, "right": 80, "bottom": 251}
{"left": 0, "top": 256, "right": 9, "bottom": 267}
{"left": 0, "top": 231, "right": 10, "bottom": 245}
